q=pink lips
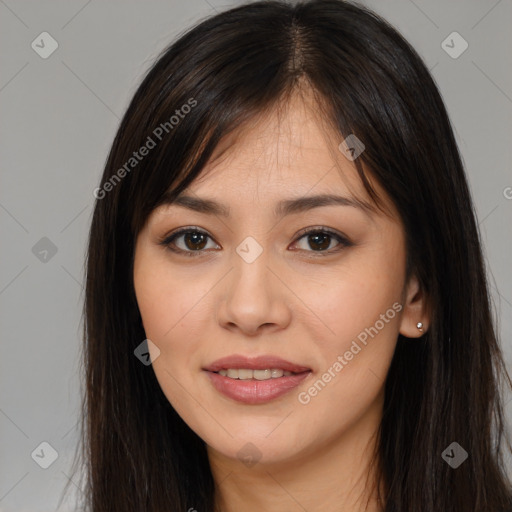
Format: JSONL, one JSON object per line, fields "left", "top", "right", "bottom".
{"left": 203, "top": 354, "right": 312, "bottom": 405}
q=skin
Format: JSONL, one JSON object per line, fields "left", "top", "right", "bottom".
{"left": 133, "top": 87, "right": 428, "bottom": 512}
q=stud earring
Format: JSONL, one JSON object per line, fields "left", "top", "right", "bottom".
{"left": 416, "top": 322, "right": 423, "bottom": 331}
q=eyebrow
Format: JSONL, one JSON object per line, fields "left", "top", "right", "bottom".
{"left": 159, "top": 192, "right": 373, "bottom": 218}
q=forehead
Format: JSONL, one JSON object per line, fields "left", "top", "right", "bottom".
{"left": 150, "top": 90, "right": 397, "bottom": 223}
{"left": 181, "top": 94, "right": 366, "bottom": 202}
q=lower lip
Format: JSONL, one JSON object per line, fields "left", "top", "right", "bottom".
{"left": 205, "top": 370, "right": 311, "bottom": 404}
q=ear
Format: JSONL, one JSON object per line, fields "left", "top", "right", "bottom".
{"left": 398, "top": 273, "right": 430, "bottom": 338}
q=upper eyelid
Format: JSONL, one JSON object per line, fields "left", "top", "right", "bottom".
{"left": 163, "top": 225, "right": 345, "bottom": 241}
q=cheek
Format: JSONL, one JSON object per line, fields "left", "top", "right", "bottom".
{"left": 133, "top": 255, "right": 214, "bottom": 428}
{"left": 293, "top": 242, "right": 405, "bottom": 399}
{"left": 303, "top": 278, "right": 402, "bottom": 388}
{"left": 297, "top": 255, "right": 404, "bottom": 346}
{"left": 133, "top": 246, "right": 209, "bottom": 358}
{"left": 294, "top": 280, "right": 402, "bottom": 440}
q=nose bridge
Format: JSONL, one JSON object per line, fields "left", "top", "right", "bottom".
{"left": 231, "top": 233, "right": 273, "bottom": 302}
{"left": 216, "top": 232, "right": 291, "bottom": 334}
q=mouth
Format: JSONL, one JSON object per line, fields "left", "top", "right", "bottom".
{"left": 213, "top": 368, "right": 302, "bottom": 380}
{"left": 203, "top": 355, "right": 312, "bottom": 404}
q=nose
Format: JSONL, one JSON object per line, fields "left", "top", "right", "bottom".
{"left": 215, "top": 249, "right": 292, "bottom": 337}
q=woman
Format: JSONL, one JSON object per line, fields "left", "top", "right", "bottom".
{"left": 69, "top": 0, "right": 512, "bottom": 510}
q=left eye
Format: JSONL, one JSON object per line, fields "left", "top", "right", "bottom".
{"left": 292, "top": 228, "right": 350, "bottom": 253}
{"left": 160, "top": 226, "right": 352, "bottom": 257}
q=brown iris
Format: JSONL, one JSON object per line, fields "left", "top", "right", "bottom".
{"left": 183, "top": 232, "right": 208, "bottom": 251}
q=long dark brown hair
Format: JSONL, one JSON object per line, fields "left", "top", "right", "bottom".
{"left": 62, "top": 1, "right": 512, "bottom": 510}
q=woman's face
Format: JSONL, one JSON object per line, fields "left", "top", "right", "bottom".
{"left": 133, "top": 92, "right": 424, "bottom": 469}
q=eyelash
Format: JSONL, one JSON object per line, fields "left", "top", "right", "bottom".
{"left": 158, "top": 225, "right": 353, "bottom": 258}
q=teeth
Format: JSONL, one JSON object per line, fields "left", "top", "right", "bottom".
{"left": 238, "top": 369, "right": 253, "bottom": 380}
{"left": 217, "top": 368, "right": 294, "bottom": 380}
{"left": 254, "top": 369, "right": 271, "bottom": 380}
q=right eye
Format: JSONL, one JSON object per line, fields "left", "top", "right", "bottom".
{"left": 159, "top": 227, "right": 220, "bottom": 257}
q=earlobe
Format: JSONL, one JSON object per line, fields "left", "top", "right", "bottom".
{"left": 398, "top": 274, "right": 429, "bottom": 338}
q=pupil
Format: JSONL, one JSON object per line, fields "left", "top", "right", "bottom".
{"left": 185, "top": 232, "right": 207, "bottom": 250}
{"left": 309, "top": 233, "right": 330, "bottom": 251}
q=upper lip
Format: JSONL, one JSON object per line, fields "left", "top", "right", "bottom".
{"left": 203, "top": 354, "right": 311, "bottom": 373}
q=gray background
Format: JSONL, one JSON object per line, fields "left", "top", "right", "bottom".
{"left": 1, "top": 0, "right": 511, "bottom": 510}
